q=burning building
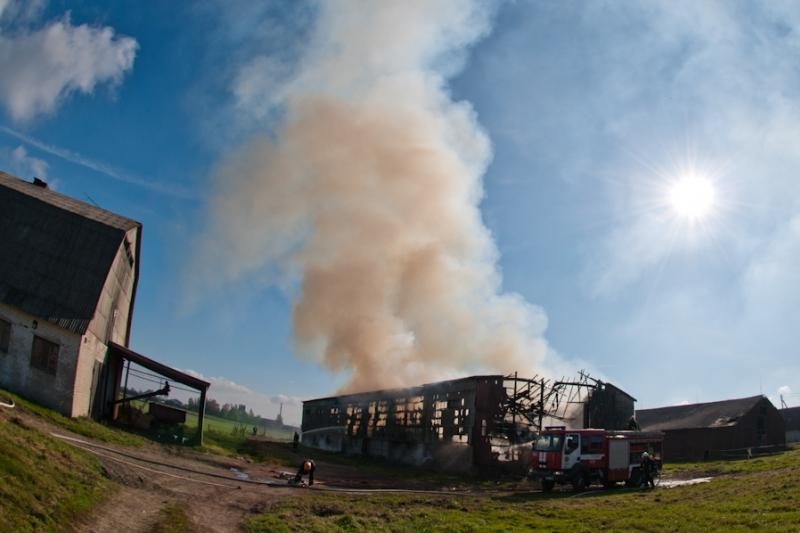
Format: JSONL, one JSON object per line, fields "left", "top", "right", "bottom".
{"left": 301, "top": 372, "right": 636, "bottom": 471}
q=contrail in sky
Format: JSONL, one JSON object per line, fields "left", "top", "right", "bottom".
{"left": 0, "top": 125, "right": 195, "bottom": 199}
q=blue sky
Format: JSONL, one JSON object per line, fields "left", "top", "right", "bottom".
{"left": 2, "top": 1, "right": 799, "bottom": 424}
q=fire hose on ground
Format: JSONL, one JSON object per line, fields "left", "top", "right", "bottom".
{"left": 50, "top": 433, "right": 488, "bottom": 495}
{"left": 51, "top": 433, "right": 671, "bottom": 496}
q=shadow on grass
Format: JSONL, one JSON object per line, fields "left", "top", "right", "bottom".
{"left": 493, "top": 483, "right": 654, "bottom": 503}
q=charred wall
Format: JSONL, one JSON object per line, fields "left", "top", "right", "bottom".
{"left": 302, "top": 374, "right": 635, "bottom": 471}
{"left": 583, "top": 382, "right": 635, "bottom": 430}
{"left": 302, "top": 376, "right": 512, "bottom": 471}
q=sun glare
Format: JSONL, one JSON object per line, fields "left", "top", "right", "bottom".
{"left": 668, "top": 175, "right": 716, "bottom": 221}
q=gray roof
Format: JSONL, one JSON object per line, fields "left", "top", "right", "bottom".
{"left": 782, "top": 406, "right": 800, "bottom": 431}
{"left": 636, "top": 396, "right": 764, "bottom": 431}
{"left": 0, "top": 171, "right": 141, "bottom": 334}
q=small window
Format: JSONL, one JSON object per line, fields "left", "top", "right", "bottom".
{"left": 566, "top": 434, "right": 580, "bottom": 452}
{"left": 581, "top": 434, "right": 604, "bottom": 454}
{"left": 30, "top": 336, "right": 59, "bottom": 375}
{"left": 0, "top": 318, "right": 10, "bottom": 353}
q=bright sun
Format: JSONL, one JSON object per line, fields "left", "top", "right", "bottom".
{"left": 668, "top": 175, "right": 716, "bottom": 221}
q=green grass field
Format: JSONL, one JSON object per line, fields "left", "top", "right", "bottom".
{"left": 128, "top": 399, "right": 295, "bottom": 442}
{"left": 247, "top": 446, "right": 800, "bottom": 532}
{"left": 183, "top": 410, "right": 295, "bottom": 441}
{"left": 2, "top": 388, "right": 143, "bottom": 447}
{"left": 0, "top": 392, "right": 113, "bottom": 532}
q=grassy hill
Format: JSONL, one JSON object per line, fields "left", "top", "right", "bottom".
{"left": 4, "top": 389, "right": 143, "bottom": 447}
{"left": 0, "top": 390, "right": 125, "bottom": 532}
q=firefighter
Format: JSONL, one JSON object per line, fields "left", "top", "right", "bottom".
{"left": 293, "top": 431, "right": 300, "bottom": 451}
{"left": 640, "top": 451, "right": 655, "bottom": 489}
{"left": 627, "top": 416, "right": 640, "bottom": 431}
{"left": 293, "top": 459, "right": 315, "bottom": 486}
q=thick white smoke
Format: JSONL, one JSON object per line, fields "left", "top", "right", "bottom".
{"left": 198, "top": 1, "right": 554, "bottom": 392}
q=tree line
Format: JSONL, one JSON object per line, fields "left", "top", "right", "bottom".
{"left": 122, "top": 387, "right": 277, "bottom": 427}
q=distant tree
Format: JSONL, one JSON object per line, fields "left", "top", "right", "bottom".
{"left": 191, "top": 397, "right": 267, "bottom": 424}
{"left": 206, "top": 398, "right": 221, "bottom": 416}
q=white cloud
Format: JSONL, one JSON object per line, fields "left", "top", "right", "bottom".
{"left": 519, "top": 2, "right": 800, "bottom": 295}
{"left": 0, "top": 2, "right": 138, "bottom": 121}
{"left": 0, "top": 0, "right": 45, "bottom": 25}
{"left": 769, "top": 385, "right": 794, "bottom": 409}
{"left": 181, "top": 369, "right": 303, "bottom": 425}
{"left": 743, "top": 216, "right": 800, "bottom": 315}
{"left": 231, "top": 54, "right": 291, "bottom": 122}
{"left": 4, "top": 144, "right": 47, "bottom": 179}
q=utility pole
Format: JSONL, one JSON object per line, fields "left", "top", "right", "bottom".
{"left": 781, "top": 394, "right": 789, "bottom": 409}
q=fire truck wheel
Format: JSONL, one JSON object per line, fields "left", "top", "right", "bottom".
{"left": 541, "top": 480, "right": 555, "bottom": 493}
{"left": 571, "top": 472, "right": 588, "bottom": 491}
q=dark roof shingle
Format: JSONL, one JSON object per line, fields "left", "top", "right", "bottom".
{"left": 0, "top": 171, "right": 141, "bottom": 334}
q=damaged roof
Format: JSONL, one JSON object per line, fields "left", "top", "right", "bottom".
{"left": 304, "top": 374, "right": 508, "bottom": 404}
{"left": 0, "top": 171, "right": 141, "bottom": 334}
{"left": 636, "top": 395, "right": 765, "bottom": 431}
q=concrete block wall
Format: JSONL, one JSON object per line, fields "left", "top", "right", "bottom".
{"left": 86, "top": 227, "right": 137, "bottom": 347}
{"left": 72, "top": 228, "right": 138, "bottom": 417}
{"left": 70, "top": 329, "right": 106, "bottom": 417}
{"left": 0, "top": 302, "right": 80, "bottom": 415}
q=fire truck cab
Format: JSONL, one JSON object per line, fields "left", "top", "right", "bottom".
{"left": 528, "top": 427, "right": 663, "bottom": 492}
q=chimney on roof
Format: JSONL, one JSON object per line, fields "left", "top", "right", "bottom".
{"left": 32, "top": 177, "right": 48, "bottom": 189}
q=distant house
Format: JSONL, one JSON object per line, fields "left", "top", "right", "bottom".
{"left": 0, "top": 171, "right": 140, "bottom": 418}
{"left": 781, "top": 407, "right": 800, "bottom": 443}
{"left": 637, "top": 396, "right": 785, "bottom": 461}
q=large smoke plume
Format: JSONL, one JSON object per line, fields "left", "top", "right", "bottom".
{"left": 198, "top": 1, "right": 554, "bottom": 392}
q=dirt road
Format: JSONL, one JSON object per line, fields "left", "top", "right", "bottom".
{"left": 67, "top": 438, "right": 301, "bottom": 532}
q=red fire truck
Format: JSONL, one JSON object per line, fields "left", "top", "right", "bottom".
{"left": 528, "top": 427, "right": 664, "bottom": 491}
